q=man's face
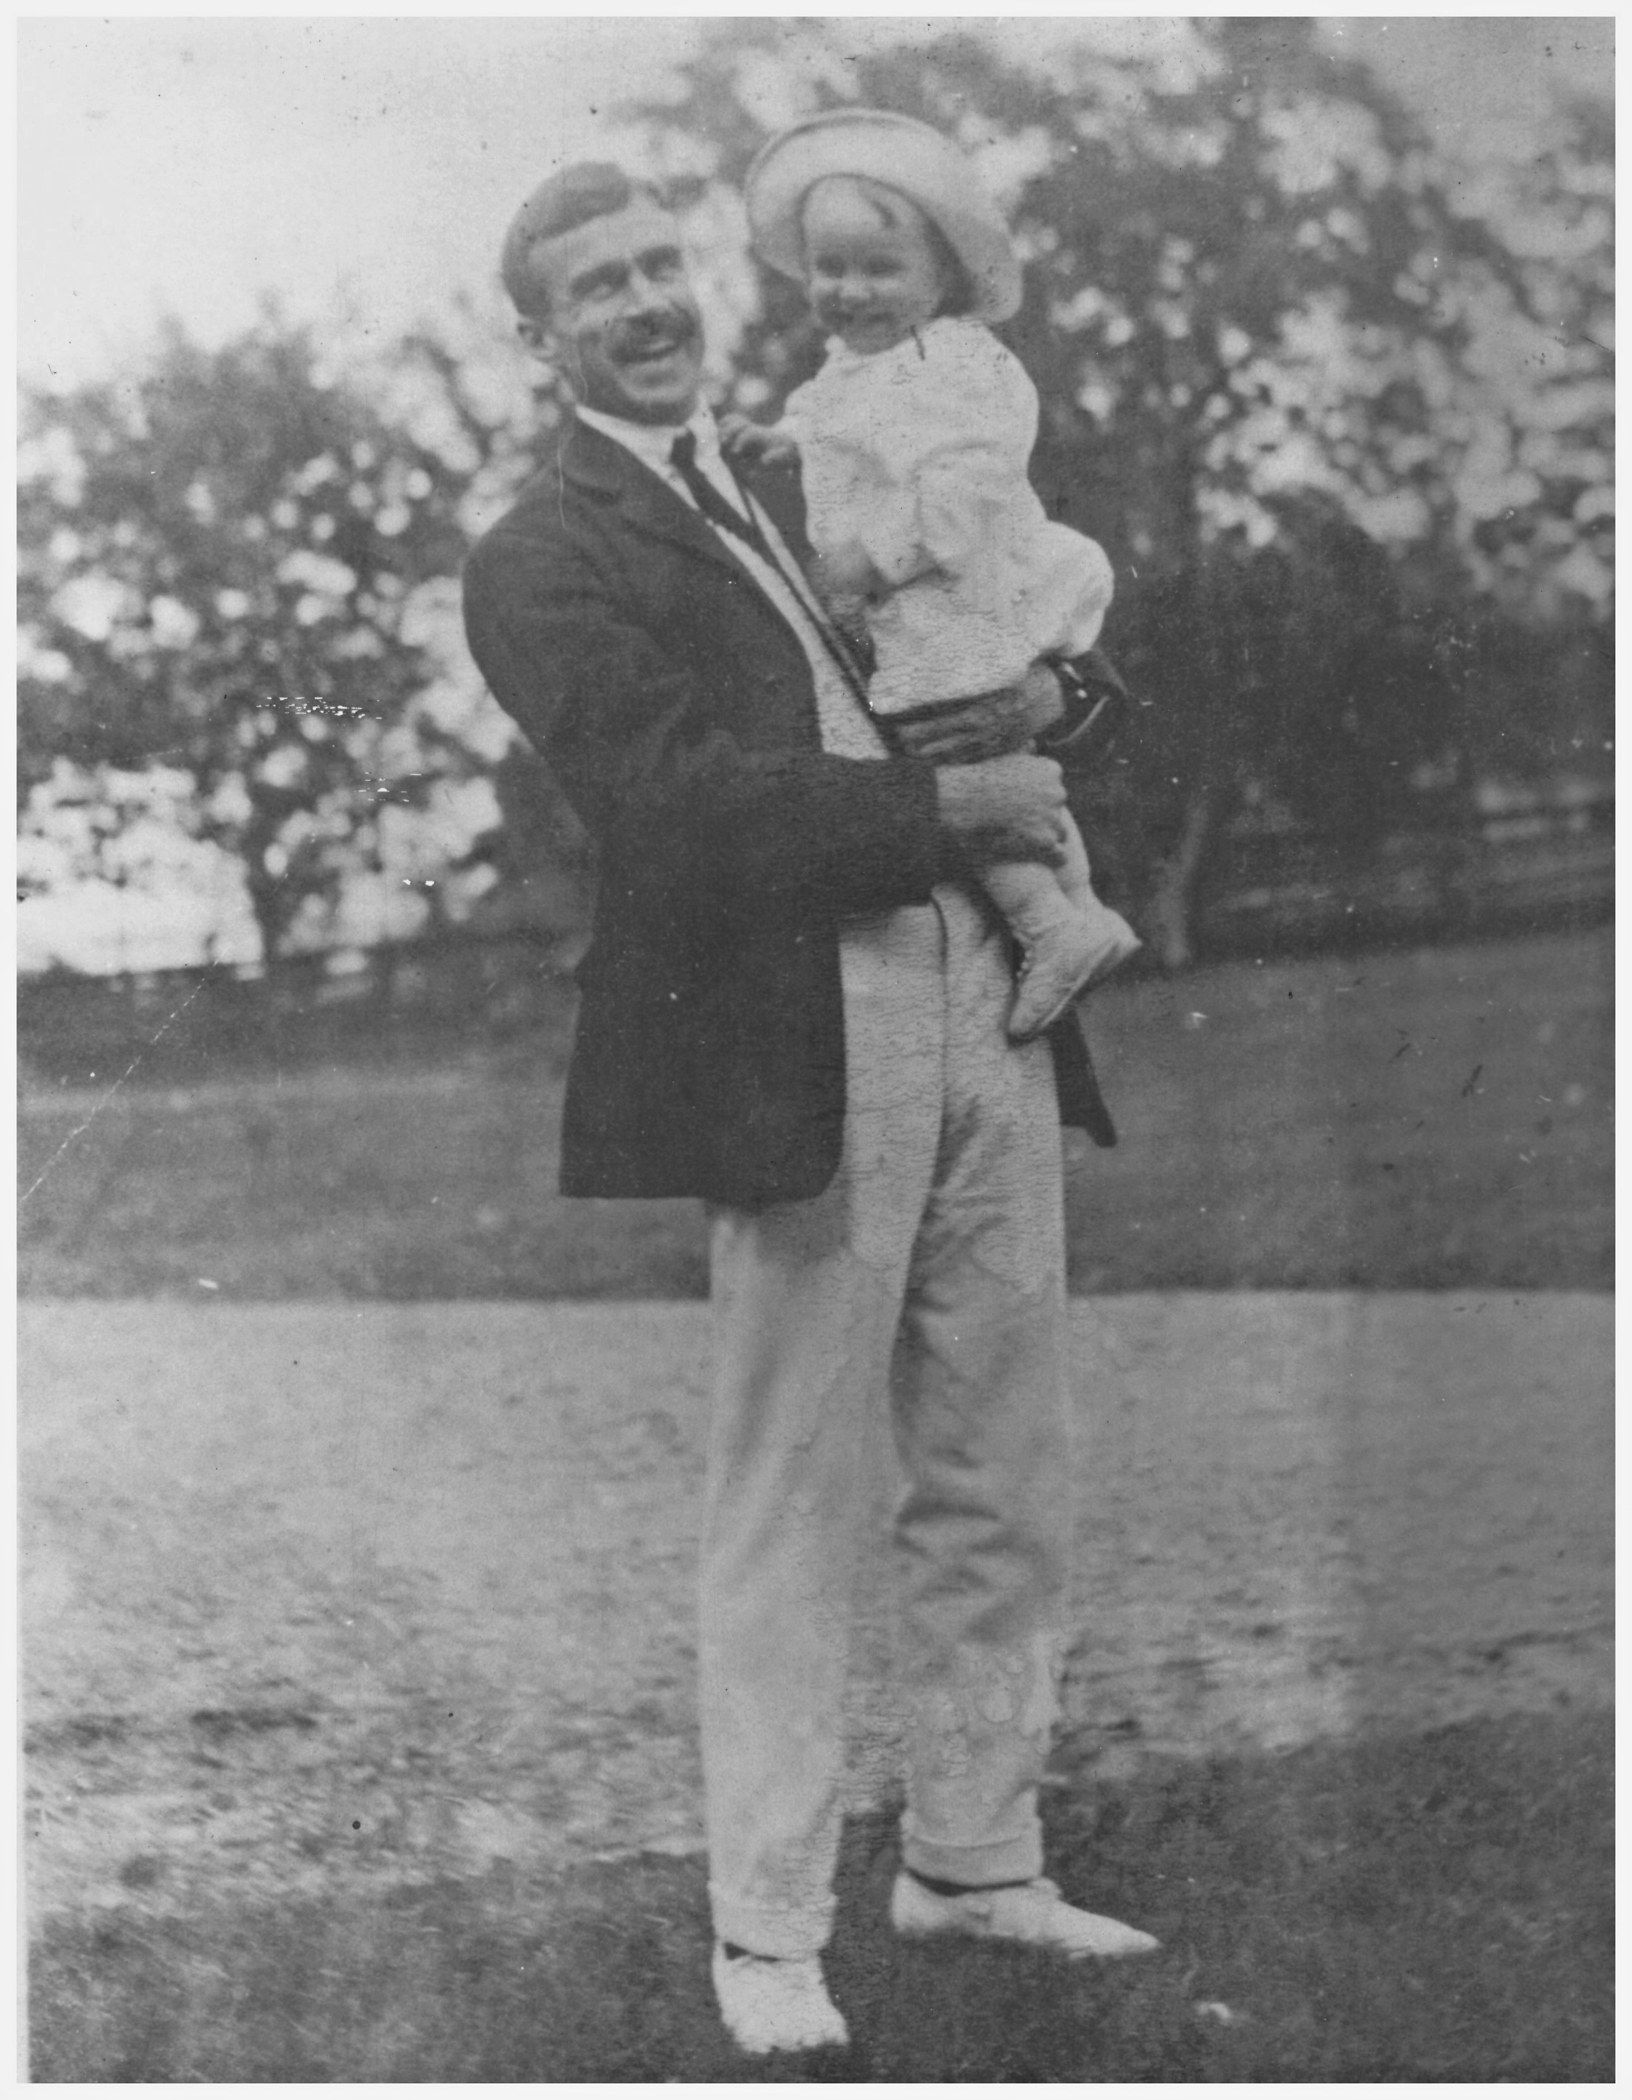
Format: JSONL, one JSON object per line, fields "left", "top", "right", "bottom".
{"left": 527, "top": 200, "right": 705, "bottom": 425}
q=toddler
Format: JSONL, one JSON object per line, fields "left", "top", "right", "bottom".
{"left": 740, "top": 108, "right": 1140, "bottom": 1040}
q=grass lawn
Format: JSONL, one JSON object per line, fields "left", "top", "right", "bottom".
{"left": 24, "top": 1292, "right": 1612, "bottom": 2077}
{"left": 19, "top": 926, "right": 1612, "bottom": 1296}
{"left": 30, "top": 1710, "right": 1611, "bottom": 2081}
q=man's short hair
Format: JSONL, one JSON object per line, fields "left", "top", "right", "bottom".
{"left": 501, "top": 162, "right": 670, "bottom": 319}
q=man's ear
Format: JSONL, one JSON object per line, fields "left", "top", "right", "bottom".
{"left": 516, "top": 315, "right": 559, "bottom": 374}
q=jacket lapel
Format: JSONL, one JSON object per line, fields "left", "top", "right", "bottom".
{"left": 560, "top": 414, "right": 850, "bottom": 689}
{"left": 561, "top": 416, "right": 752, "bottom": 581}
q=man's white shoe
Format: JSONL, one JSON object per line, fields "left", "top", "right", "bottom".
{"left": 891, "top": 1873, "right": 1160, "bottom": 1960}
{"left": 711, "top": 1945, "right": 849, "bottom": 2055}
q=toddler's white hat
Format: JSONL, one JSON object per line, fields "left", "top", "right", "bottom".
{"left": 744, "top": 108, "right": 1023, "bottom": 325}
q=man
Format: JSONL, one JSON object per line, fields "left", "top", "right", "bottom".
{"left": 463, "top": 162, "right": 1157, "bottom": 2058}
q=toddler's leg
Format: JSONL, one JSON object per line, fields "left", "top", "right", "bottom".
{"left": 981, "top": 816, "right": 1141, "bottom": 1042}
{"left": 1055, "top": 820, "right": 1143, "bottom": 965}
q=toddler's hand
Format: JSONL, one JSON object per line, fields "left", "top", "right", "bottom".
{"left": 823, "top": 589, "right": 872, "bottom": 650}
{"left": 813, "top": 542, "right": 881, "bottom": 602}
{"left": 718, "top": 415, "right": 801, "bottom": 471}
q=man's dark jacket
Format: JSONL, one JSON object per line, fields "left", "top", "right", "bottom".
{"left": 462, "top": 412, "right": 1119, "bottom": 1209}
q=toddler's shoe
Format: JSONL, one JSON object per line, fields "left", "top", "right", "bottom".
{"left": 1008, "top": 908, "right": 1141, "bottom": 1041}
{"left": 891, "top": 1872, "right": 1159, "bottom": 1960}
{"left": 711, "top": 1944, "right": 849, "bottom": 2055}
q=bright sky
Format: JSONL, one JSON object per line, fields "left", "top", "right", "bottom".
{"left": 19, "top": 12, "right": 1614, "bottom": 386}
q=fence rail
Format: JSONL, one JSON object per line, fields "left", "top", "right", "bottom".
{"left": 1200, "top": 812, "right": 1613, "bottom": 955}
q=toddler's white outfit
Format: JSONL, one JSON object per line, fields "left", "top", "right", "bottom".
{"left": 782, "top": 314, "right": 1140, "bottom": 1037}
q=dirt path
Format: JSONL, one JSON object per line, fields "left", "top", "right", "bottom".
{"left": 22, "top": 1294, "right": 1611, "bottom": 1930}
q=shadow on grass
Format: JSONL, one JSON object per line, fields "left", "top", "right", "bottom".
{"left": 32, "top": 1710, "right": 1611, "bottom": 2082}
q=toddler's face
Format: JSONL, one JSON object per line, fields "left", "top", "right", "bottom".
{"left": 800, "top": 178, "right": 950, "bottom": 356}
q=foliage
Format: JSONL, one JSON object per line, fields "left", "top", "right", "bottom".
{"left": 623, "top": 20, "right": 1612, "bottom": 956}
{"left": 18, "top": 308, "right": 532, "bottom": 961}
{"left": 1441, "top": 95, "right": 1614, "bottom": 621}
{"left": 14, "top": 26, "right": 1611, "bottom": 969}
{"left": 1088, "top": 491, "right": 1463, "bottom": 955}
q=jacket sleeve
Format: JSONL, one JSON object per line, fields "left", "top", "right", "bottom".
{"left": 462, "top": 516, "right": 946, "bottom": 926}
{"left": 1038, "top": 645, "right": 1136, "bottom": 771}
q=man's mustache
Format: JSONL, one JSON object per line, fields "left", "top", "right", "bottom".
{"left": 613, "top": 311, "right": 698, "bottom": 357}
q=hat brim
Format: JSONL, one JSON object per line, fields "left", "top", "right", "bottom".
{"left": 744, "top": 109, "right": 1023, "bottom": 325}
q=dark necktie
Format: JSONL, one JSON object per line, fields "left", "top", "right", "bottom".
{"left": 670, "top": 428, "right": 878, "bottom": 711}
{"left": 669, "top": 429, "right": 772, "bottom": 559}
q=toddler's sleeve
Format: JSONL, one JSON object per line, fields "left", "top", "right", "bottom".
{"left": 855, "top": 332, "right": 1038, "bottom": 586}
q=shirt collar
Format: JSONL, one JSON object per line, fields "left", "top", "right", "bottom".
{"left": 820, "top": 316, "right": 958, "bottom": 374}
{"left": 575, "top": 400, "right": 720, "bottom": 474}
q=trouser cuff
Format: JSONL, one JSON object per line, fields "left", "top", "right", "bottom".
{"left": 709, "top": 1883, "right": 835, "bottom": 1961}
{"left": 900, "top": 1822, "right": 1043, "bottom": 1890}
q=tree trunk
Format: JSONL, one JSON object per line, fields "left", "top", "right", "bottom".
{"left": 245, "top": 868, "right": 292, "bottom": 972}
{"left": 1146, "top": 784, "right": 1216, "bottom": 972}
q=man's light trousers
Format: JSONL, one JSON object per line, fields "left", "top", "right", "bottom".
{"left": 701, "top": 884, "right": 1074, "bottom": 1959}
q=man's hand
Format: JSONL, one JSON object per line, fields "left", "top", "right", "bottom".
{"left": 935, "top": 753, "right": 1072, "bottom": 868}
{"left": 892, "top": 661, "right": 1065, "bottom": 763}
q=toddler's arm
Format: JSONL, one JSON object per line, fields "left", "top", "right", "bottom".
{"left": 849, "top": 374, "right": 1028, "bottom": 593}
{"left": 795, "top": 432, "right": 1012, "bottom": 618}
